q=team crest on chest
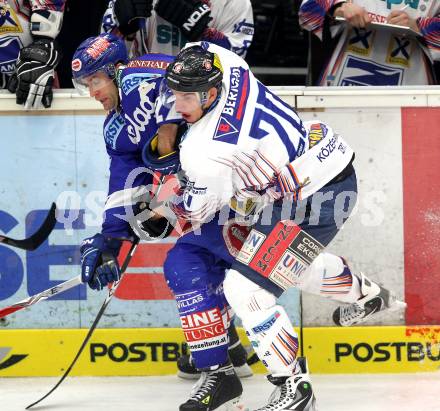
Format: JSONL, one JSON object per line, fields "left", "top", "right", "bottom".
{"left": 347, "top": 28, "right": 375, "bottom": 56}
{"left": 0, "top": 3, "right": 23, "bottom": 34}
{"left": 386, "top": 36, "right": 413, "bottom": 67}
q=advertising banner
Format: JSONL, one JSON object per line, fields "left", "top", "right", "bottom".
{"left": 0, "top": 113, "right": 300, "bottom": 330}
{"left": 1, "top": 326, "right": 439, "bottom": 376}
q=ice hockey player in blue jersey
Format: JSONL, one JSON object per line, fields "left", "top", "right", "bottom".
{"left": 102, "top": 0, "right": 256, "bottom": 384}
{"left": 71, "top": 33, "right": 180, "bottom": 291}
{"left": 152, "top": 42, "right": 407, "bottom": 410}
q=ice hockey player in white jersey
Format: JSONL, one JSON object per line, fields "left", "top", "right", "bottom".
{"left": 156, "top": 42, "right": 406, "bottom": 410}
{"left": 101, "top": 0, "right": 254, "bottom": 58}
{"left": 1, "top": 0, "right": 65, "bottom": 108}
{"left": 299, "top": 0, "right": 440, "bottom": 85}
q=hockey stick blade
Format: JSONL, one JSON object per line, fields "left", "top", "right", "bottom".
{"left": 0, "top": 202, "right": 57, "bottom": 250}
{"left": 26, "top": 237, "right": 140, "bottom": 410}
{"left": 0, "top": 275, "right": 82, "bottom": 319}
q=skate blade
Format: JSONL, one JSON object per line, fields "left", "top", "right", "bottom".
{"left": 389, "top": 299, "right": 407, "bottom": 311}
{"left": 218, "top": 397, "right": 249, "bottom": 411}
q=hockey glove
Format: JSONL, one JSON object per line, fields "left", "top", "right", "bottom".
{"left": 80, "top": 233, "right": 122, "bottom": 291}
{"left": 114, "top": 0, "right": 154, "bottom": 35}
{"left": 7, "top": 38, "right": 61, "bottom": 110}
{"left": 131, "top": 201, "right": 175, "bottom": 240}
{"left": 154, "top": 0, "right": 211, "bottom": 41}
{"left": 273, "top": 164, "right": 302, "bottom": 198}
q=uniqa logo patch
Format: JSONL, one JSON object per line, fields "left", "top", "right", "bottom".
{"left": 0, "top": 347, "right": 28, "bottom": 370}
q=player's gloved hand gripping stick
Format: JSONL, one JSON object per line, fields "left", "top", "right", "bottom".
{"left": 0, "top": 237, "right": 138, "bottom": 319}
{"left": 25, "top": 237, "right": 140, "bottom": 409}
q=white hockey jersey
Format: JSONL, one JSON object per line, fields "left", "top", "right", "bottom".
{"left": 299, "top": 0, "right": 440, "bottom": 85}
{"left": 172, "top": 42, "right": 353, "bottom": 224}
{"left": 102, "top": 0, "right": 254, "bottom": 58}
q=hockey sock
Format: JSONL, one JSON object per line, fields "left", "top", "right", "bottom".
{"left": 176, "top": 288, "right": 229, "bottom": 369}
{"left": 243, "top": 304, "right": 299, "bottom": 375}
{"left": 224, "top": 269, "right": 299, "bottom": 376}
{"left": 299, "top": 252, "right": 362, "bottom": 303}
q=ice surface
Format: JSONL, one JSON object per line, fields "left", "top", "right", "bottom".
{"left": 1, "top": 373, "right": 439, "bottom": 411}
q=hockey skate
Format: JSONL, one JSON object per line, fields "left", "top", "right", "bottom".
{"left": 179, "top": 362, "right": 245, "bottom": 411}
{"left": 177, "top": 343, "right": 253, "bottom": 380}
{"left": 253, "top": 357, "right": 317, "bottom": 411}
{"left": 333, "top": 273, "right": 407, "bottom": 327}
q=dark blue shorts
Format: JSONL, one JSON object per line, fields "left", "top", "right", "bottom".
{"left": 232, "top": 170, "right": 358, "bottom": 297}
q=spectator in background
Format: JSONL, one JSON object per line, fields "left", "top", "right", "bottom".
{"left": 299, "top": 0, "right": 440, "bottom": 86}
{"left": 101, "top": 0, "right": 254, "bottom": 58}
{"left": 2, "top": 0, "right": 66, "bottom": 109}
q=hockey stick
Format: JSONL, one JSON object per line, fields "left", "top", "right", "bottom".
{"left": 0, "top": 202, "right": 57, "bottom": 251}
{"left": 26, "top": 237, "right": 140, "bottom": 410}
{"left": 299, "top": 291, "right": 304, "bottom": 357}
{"left": 0, "top": 275, "right": 81, "bottom": 319}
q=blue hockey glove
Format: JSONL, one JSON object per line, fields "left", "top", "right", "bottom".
{"left": 80, "top": 233, "right": 122, "bottom": 291}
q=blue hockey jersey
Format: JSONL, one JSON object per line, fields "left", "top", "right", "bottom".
{"left": 101, "top": 53, "right": 181, "bottom": 238}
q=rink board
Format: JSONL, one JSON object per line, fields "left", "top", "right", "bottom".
{"left": 0, "top": 90, "right": 440, "bottom": 336}
{"left": 0, "top": 111, "right": 301, "bottom": 330}
{"left": 0, "top": 326, "right": 439, "bottom": 377}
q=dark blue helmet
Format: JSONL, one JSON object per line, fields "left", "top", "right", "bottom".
{"left": 71, "top": 33, "right": 128, "bottom": 93}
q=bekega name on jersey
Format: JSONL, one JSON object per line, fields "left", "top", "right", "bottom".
{"left": 223, "top": 67, "right": 243, "bottom": 116}
{"left": 215, "top": 67, "right": 249, "bottom": 143}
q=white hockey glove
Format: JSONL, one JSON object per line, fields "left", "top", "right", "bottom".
{"left": 154, "top": 0, "right": 211, "bottom": 41}
{"left": 274, "top": 164, "right": 301, "bottom": 198}
{"left": 114, "top": 0, "right": 154, "bottom": 35}
{"left": 7, "top": 38, "right": 61, "bottom": 109}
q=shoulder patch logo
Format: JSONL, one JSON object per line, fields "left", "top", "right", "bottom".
{"left": 0, "top": 5, "right": 23, "bottom": 34}
{"left": 214, "top": 116, "right": 239, "bottom": 143}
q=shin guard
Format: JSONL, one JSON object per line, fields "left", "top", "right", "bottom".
{"left": 224, "top": 269, "right": 299, "bottom": 376}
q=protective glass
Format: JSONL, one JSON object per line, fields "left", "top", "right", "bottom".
{"left": 159, "top": 80, "right": 204, "bottom": 112}
{"left": 159, "top": 80, "right": 177, "bottom": 109}
{"left": 174, "top": 92, "right": 204, "bottom": 113}
{"left": 72, "top": 66, "right": 115, "bottom": 96}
